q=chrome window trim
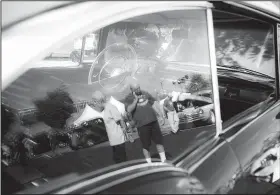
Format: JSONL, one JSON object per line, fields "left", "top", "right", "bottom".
{"left": 54, "top": 162, "right": 174, "bottom": 194}
{"left": 206, "top": 8, "right": 223, "bottom": 136}
{"left": 278, "top": 24, "right": 280, "bottom": 89}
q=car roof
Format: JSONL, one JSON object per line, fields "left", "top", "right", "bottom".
{"left": 2, "top": 1, "right": 73, "bottom": 29}
{"left": 241, "top": 1, "right": 280, "bottom": 17}
{"left": 2, "top": 1, "right": 278, "bottom": 29}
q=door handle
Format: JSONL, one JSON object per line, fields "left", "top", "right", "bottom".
{"left": 276, "top": 112, "right": 280, "bottom": 119}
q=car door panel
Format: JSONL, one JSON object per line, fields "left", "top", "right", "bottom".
{"left": 177, "top": 138, "right": 242, "bottom": 194}
{"left": 225, "top": 101, "right": 280, "bottom": 193}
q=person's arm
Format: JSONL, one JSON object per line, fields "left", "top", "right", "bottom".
{"left": 145, "top": 91, "right": 155, "bottom": 106}
{"left": 127, "top": 92, "right": 139, "bottom": 114}
{"left": 152, "top": 101, "right": 164, "bottom": 118}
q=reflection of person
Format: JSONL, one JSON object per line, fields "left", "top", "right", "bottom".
{"left": 163, "top": 93, "right": 179, "bottom": 134}
{"left": 126, "top": 83, "right": 166, "bottom": 163}
{"left": 92, "top": 91, "right": 128, "bottom": 164}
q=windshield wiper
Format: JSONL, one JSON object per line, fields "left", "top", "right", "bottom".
{"left": 217, "top": 65, "right": 274, "bottom": 80}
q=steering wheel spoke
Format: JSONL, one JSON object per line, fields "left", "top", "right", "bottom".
{"left": 88, "top": 43, "right": 138, "bottom": 91}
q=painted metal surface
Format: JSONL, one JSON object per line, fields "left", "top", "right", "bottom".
{"left": 2, "top": 1, "right": 280, "bottom": 194}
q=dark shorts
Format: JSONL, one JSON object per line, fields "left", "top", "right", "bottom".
{"left": 112, "top": 143, "right": 127, "bottom": 164}
{"left": 138, "top": 121, "right": 163, "bottom": 150}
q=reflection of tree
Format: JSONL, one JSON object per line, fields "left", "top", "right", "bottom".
{"left": 214, "top": 21, "right": 274, "bottom": 66}
{"left": 108, "top": 22, "right": 186, "bottom": 59}
{"left": 34, "top": 86, "right": 75, "bottom": 129}
{"left": 186, "top": 74, "right": 210, "bottom": 93}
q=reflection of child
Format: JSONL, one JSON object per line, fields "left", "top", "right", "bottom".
{"left": 163, "top": 93, "right": 179, "bottom": 134}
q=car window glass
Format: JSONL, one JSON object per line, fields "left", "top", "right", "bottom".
{"left": 213, "top": 10, "right": 276, "bottom": 123}
{"left": 2, "top": 9, "right": 217, "bottom": 193}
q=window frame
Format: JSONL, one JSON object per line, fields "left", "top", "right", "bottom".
{"left": 206, "top": 8, "right": 223, "bottom": 136}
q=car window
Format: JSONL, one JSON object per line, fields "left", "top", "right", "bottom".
{"left": 2, "top": 9, "right": 217, "bottom": 193}
{"left": 213, "top": 10, "right": 276, "bottom": 123}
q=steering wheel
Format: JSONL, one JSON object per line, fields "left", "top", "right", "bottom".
{"left": 88, "top": 43, "right": 138, "bottom": 90}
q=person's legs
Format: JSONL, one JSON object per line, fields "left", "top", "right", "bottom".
{"left": 112, "top": 143, "right": 127, "bottom": 164}
{"left": 174, "top": 111, "right": 180, "bottom": 131}
{"left": 151, "top": 121, "right": 166, "bottom": 162}
{"left": 167, "top": 111, "right": 177, "bottom": 133}
{"left": 171, "top": 111, "right": 179, "bottom": 133}
{"left": 138, "top": 125, "right": 152, "bottom": 163}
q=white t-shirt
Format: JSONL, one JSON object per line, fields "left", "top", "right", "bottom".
{"left": 102, "top": 102, "right": 126, "bottom": 146}
{"left": 109, "top": 96, "right": 126, "bottom": 116}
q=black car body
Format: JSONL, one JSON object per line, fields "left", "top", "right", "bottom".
{"left": 2, "top": 1, "right": 280, "bottom": 194}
